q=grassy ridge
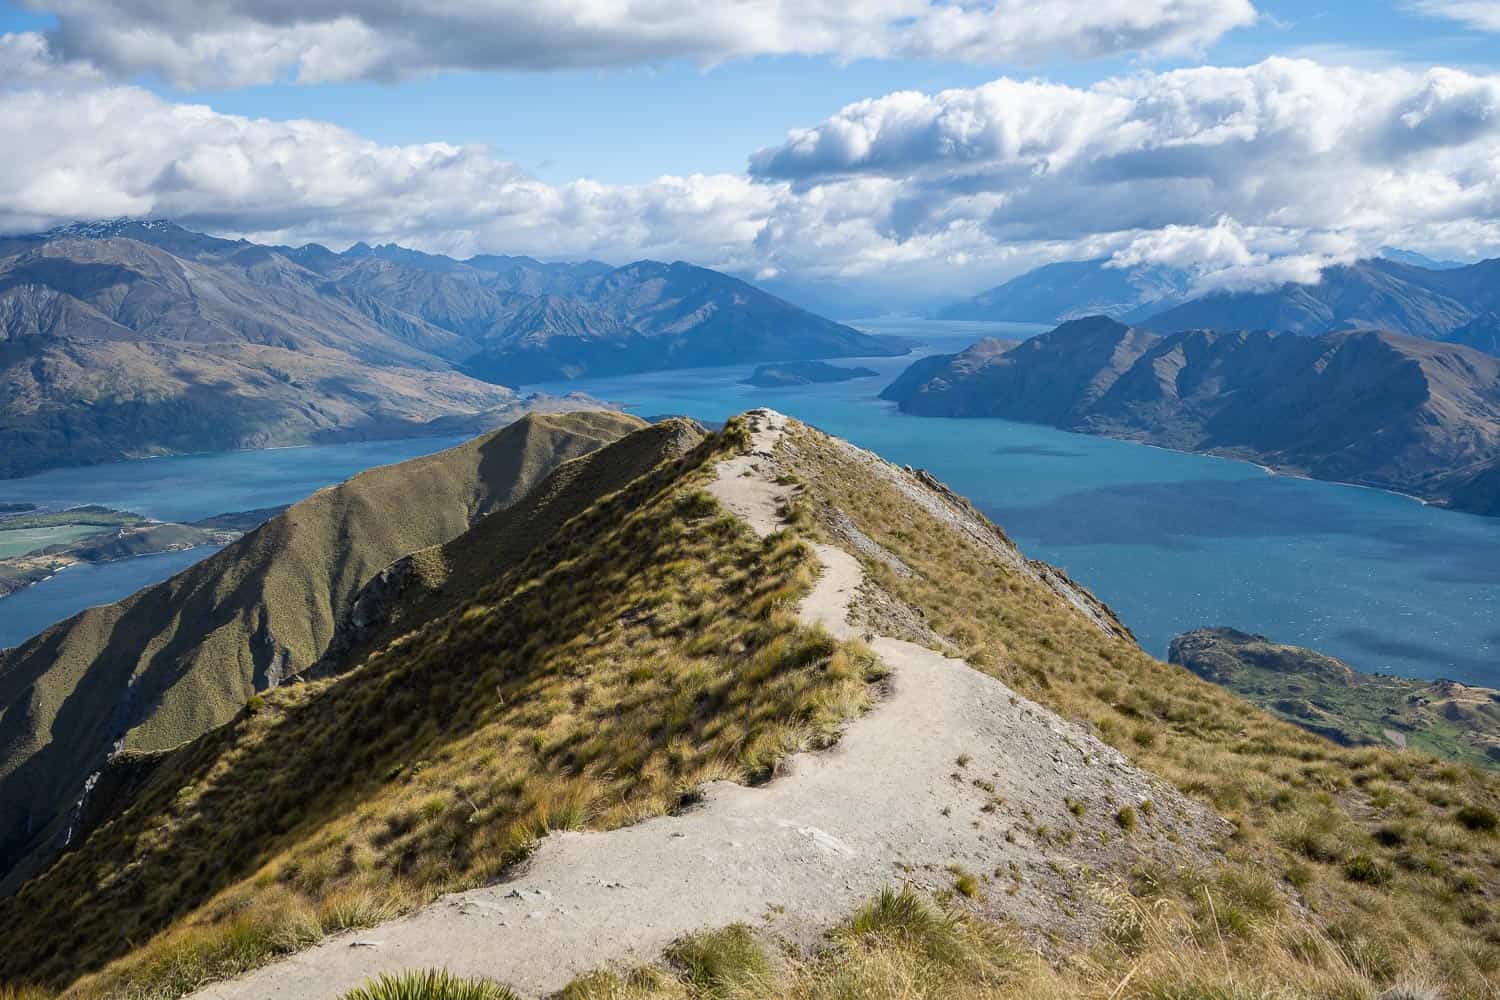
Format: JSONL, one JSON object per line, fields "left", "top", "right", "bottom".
{"left": 0, "top": 411, "right": 642, "bottom": 890}
{"left": 0, "top": 419, "right": 880, "bottom": 998}
{"left": 780, "top": 424, "right": 1500, "bottom": 997}
{"left": 317, "top": 419, "right": 708, "bottom": 673}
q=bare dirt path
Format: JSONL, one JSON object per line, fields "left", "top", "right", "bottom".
{"left": 195, "top": 409, "right": 1222, "bottom": 1000}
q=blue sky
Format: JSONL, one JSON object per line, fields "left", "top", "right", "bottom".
{"left": 2, "top": 0, "right": 1499, "bottom": 308}
{"left": 4, "top": 0, "right": 1494, "bottom": 183}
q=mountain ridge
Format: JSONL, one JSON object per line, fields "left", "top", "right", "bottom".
{"left": 881, "top": 318, "right": 1500, "bottom": 514}
{"left": 937, "top": 253, "right": 1500, "bottom": 356}
{"left": 0, "top": 410, "right": 645, "bottom": 894}
{"left": 0, "top": 410, "right": 1495, "bottom": 999}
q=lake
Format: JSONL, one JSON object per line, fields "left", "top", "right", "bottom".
{"left": 3, "top": 317, "right": 1499, "bottom": 687}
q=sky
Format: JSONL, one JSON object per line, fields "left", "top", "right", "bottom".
{"left": 2, "top": 0, "right": 1500, "bottom": 312}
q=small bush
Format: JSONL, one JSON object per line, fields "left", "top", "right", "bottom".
{"left": 1342, "top": 854, "right": 1393, "bottom": 886}
{"left": 1116, "top": 805, "right": 1138, "bottom": 834}
{"left": 949, "top": 866, "right": 980, "bottom": 898}
{"left": 1454, "top": 804, "right": 1498, "bottom": 833}
{"left": 340, "top": 969, "right": 521, "bottom": 1000}
{"left": 665, "top": 925, "right": 769, "bottom": 997}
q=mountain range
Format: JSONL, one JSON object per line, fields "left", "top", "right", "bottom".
{"left": 0, "top": 220, "right": 905, "bottom": 477}
{"left": 1, "top": 408, "right": 1494, "bottom": 999}
{"left": 940, "top": 253, "right": 1500, "bottom": 354}
{"left": 881, "top": 317, "right": 1500, "bottom": 515}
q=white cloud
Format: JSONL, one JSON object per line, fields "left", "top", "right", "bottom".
{"left": 1409, "top": 1, "right": 1500, "bottom": 32}
{"left": 751, "top": 58, "right": 1500, "bottom": 289}
{"left": 1106, "top": 218, "right": 1363, "bottom": 293}
{"left": 3, "top": 54, "right": 1500, "bottom": 305}
{"left": 25, "top": 0, "right": 1257, "bottom": 88}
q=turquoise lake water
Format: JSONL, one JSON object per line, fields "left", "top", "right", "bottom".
{"left": 3, "top": 317, "right": 1499, "bottom": 686}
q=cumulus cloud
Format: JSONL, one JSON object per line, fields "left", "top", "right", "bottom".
{"left": 751, "top": 58, "right": 1500, "bottom": 289}
{"left": 0, "top": 82, "right": 783, "bottom": 264}
{"left": 1409, "top": 1, "right": 1500, "bottom": 31}
{"left": 24, "top": 0, "right": 1257, "bottom": 88}
{"left": 4, "top": 54, "right": 1500, "bottom": 304}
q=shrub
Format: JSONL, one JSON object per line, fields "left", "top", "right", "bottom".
{"left": 1454, "top": 804, "right": 1498, "bottom": 833}
{"left": 1342, "top": 854, "right": 1393, "bottom": 886}
{"left": 1116, "top": 805, "right": 1138, "bottom": 834}
{"left": 340, "top": 969, "right": 521, "bottom": 1000}
{"left": 665, "top": 925, "right": 769, "bottom": 997}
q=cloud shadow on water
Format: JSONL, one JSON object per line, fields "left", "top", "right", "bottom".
{"left": 992, "top": 444, "right": 1090, "bottom": 459}
{"left": 1336, "top": 628, "right": 1500, "bottom": 680}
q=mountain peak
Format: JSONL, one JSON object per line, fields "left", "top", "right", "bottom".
{"left": 42, "top": 218, "right": 184, "bottom": 240}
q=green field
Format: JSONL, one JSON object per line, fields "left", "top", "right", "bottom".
{"left": 0, "top": 524, "right": 113, "bottom": 559}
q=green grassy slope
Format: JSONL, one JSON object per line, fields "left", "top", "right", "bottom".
{"left": 0, "top": 410, "right": 643, "bottom": 892}
{"left": 1171, "top": 627, "right": 1500, "bottom": 768}
{"left": 0, "top": 418, "right": 877, "bottom": 998}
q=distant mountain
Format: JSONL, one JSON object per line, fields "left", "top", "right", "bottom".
{"left": 1378, "top": 248, "right": 1466, "bottom": 271}
{"left": 0, "top": 220, "right": 906, "bottom": 476}
{"left": 938, "top": 252, "right": 1500, "bottom": 357}
{"left": 935, "top": 258, "right": 1194, "bottom": 324}
{"left": 1141, "top": 257, "right": 1500, "bottom": 350}
{"left": 0, "top": 410, "right": 643, "bottom": 891}
{"left": 882, "top": 317, "right": 1500, "bottom": 515}
{"left": 462, "top": 259, "right": 905, "bottom": 382}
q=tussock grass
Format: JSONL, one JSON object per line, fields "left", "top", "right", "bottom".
{"left": 780, "top": 426, "right": 1500, "bottom": 998}
{"left": 338, "top": 969, "right": 521, "bottom": 1000}
{"left": 1, "top": 420, "right": 879, "bottom": 999}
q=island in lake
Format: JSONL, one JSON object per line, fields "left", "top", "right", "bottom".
{"left": 740, "top": 361, "right": 880, "bottom": 387}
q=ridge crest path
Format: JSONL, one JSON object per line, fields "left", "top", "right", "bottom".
{"left": 195, "top": 409, "right": 1223, "bottom": 999}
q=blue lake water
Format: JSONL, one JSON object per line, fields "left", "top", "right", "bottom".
{"left": 3, "top": 317, "right": 1499, "bottom": 687}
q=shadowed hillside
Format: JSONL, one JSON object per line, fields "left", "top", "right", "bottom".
{"left": 0, "top": 410, "right": 643, "bottom": 892}
{"left": 883, "top": 319, "right": 1500, "bottom": 514}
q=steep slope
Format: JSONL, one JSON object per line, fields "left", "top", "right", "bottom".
{"left": 316, "top": 418, "right": 708, "bottom": 671}
{"left": 0, "top": 224, "right": 550, "bottom": 477}
{"left": 1, "top": 413, "right": 1497, "bottom": 1000}
{"left": 937, "top": 258, "right": 1194, "bottom": 323}
{"left": 0, "top": 336, "right": 536, "bottom": 479}
{"left": 188, "top": 411, "right": 1220, "bottom": 998}
{"left": 0, "top": 411, "right": 643, "bottom": 893}
{"left": 1141, "top": 257, "right": 1500, "bottom": 347}
{"left": 883, "top": 319, "right": 1500, "bottom": 513}
{"left": 1170, "top": 628, "right": 1500, "bottom": 766}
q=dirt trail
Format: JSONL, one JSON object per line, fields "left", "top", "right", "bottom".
{"left": 195, "top": 409, "right": 1223, "bottom": 1000}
